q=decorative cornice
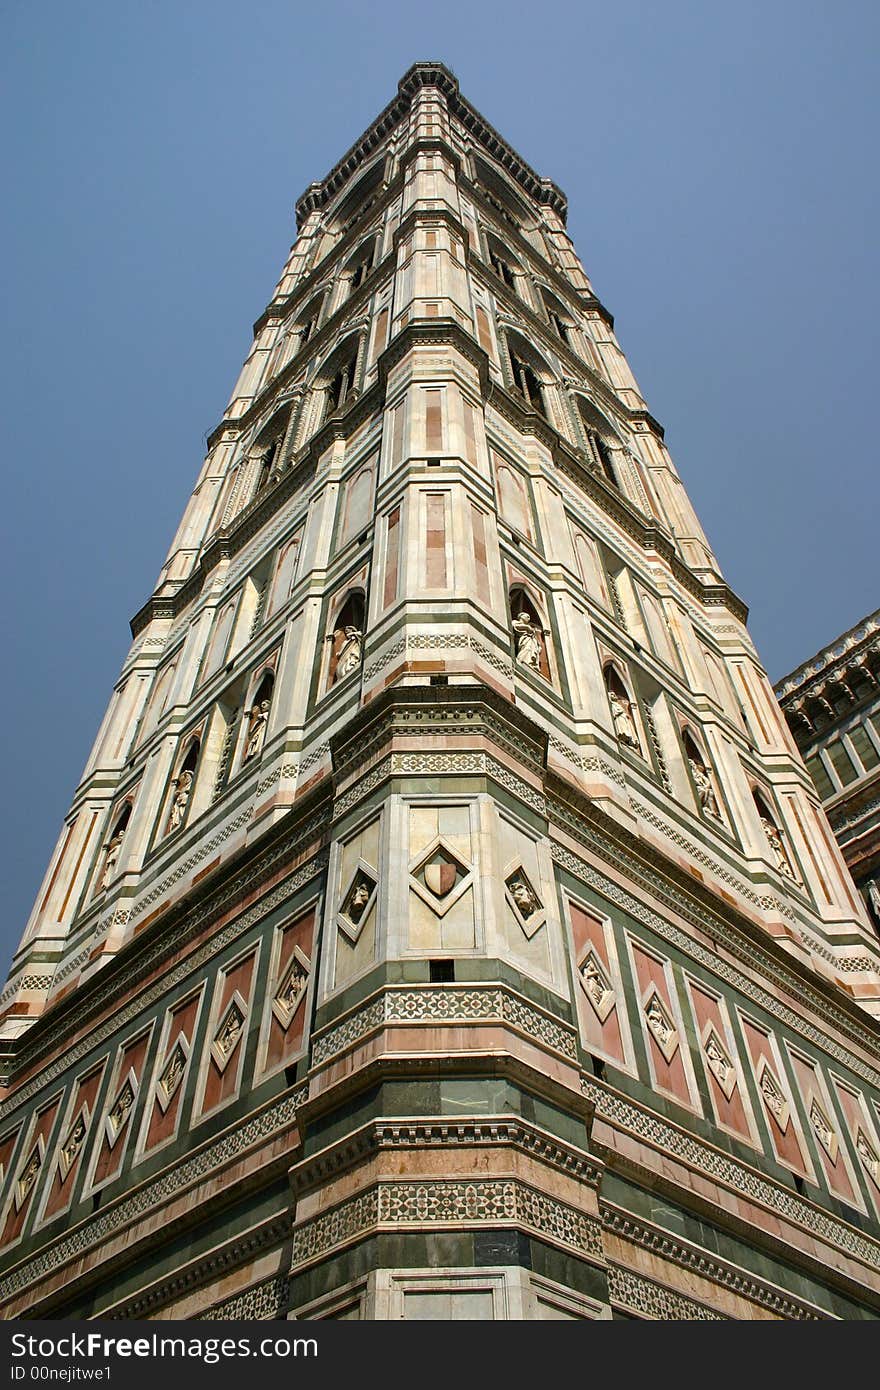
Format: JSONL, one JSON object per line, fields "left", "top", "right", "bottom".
{"left": 600, "top": 1204, "right": 827, "bottom": 1319}
{"left": 776, "top": 610, "right": 880, "bottom": 702}
{"left": 587, "top": 1080, "right": 880, "bottom": 1287}
{"left": 294, "top": 63, "right": 567, "bottom": 232}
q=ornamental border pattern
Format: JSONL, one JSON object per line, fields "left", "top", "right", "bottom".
{"left": 555, "top": 841, "right": 880, "bottom": 1091}
{"left": 586, "top": 1082, "right": 880, "bottom": 1270}
{"left": 290, "top": 1178, "right": 602, "bottom": 1268}
{"left": 0, "top": 1088, "right": 306, "bottom": 1306}
{"left": 607, "top": 1264, "right": 726, "bottom": 1321}
{"left": 600, "top": 1205, "right": 825, "bottom": 1320}
{"left": 106, "top": 1217, "right": 290, "bottom": 1320}
{"left": 201, "top": 1274, "right": 290, "bottom": 1322}
{"left": 311, "top": 986, "right": 578, "bottom": 1065}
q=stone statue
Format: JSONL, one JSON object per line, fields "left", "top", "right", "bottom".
{"left": 705, "top": 1035, "right": 732, "bottom": 1088}
{"left": 759, "top": 814, "right": 794, "bottom": 879}
{"left": 168, "top": 769, "right": 193, "bottom": 832}
{"left": 645, "top": 997, "right": 673, "bottom": 1047}
{"left": 511, "top": 611, "right": 546, "bottom": 671}
{"left": 509, "top": 877, "right": 538, "bottom": 918}
{"left": 280, "top": 960, "right": 308, "bottom": 1011}
{"left": 335, "top": 626, "right": 363, "bottom": 682}
{"left": 866, "top": 878, "right": 880, "bottom": 926}
{"left": 348, "top": 881, "right": 371, "bottom": 921}
{"left": 580, "top": 958, "right": 607, "bottom": 1009}
{"left": 689, "top": 754, "right": 721, "bottom": 819}
{"left": 760, "top": 1069, "right": 786, "bottom": 1122}
{"left": 609, "top": 687, "right": 640, "bottom": 750}
{"left": 243, "top": 698, "right": 271, "bottom": 761}
{"left": 100, "top": 827, "right": 126, "bottom": 890}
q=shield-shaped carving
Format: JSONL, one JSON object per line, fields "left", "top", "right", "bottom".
{"left": 425, "top": 862, "right": 458, "bottom": 897}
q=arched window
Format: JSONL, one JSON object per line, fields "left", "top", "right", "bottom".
{"left": 97, "top": 802, "right": 132, "bottom": 893}
{"left": 320, "top": 335, "right": 360, "bottom": 418}
{"left": 752, "top": 790, "right": 795, "bottom": 880}
{"left": 328, "top": 357, "right": 356, "bottom": 413}
{"left": 347, "top": 238, "right": 376, "bottom": 292}
{"left": 489, "top": 244, "right": 517, "bottom": 289}
{"left": 509, "top": 349, "right": 547, "bottom": 419}
{"left": 329, "top": 158, "right": 386, "bottom": 234}
{"left": 604, "top": 664, "right": 642, "bottom": 755}
{"left": 167, "top": 737, "right": 200, "bottom": 835}
{"left": 328, "top": 592, "right": 365, "bottom": 687}
{"left": 574, "top": 397, "right": 620, "bottom": 488}
{"left": 242, "top": 671, "right": 274, "bottom": 764}
{"left": 682, "top": 729, "right": 722, "bottom": 821}
{"left": 509, "top": 587, "right": 550, "bottom": 681}
{"left": 295, "top": 294, "right": 324, "bottom": 352}
{"left": 541, "top": 287, "right": 572, "bottom": 347}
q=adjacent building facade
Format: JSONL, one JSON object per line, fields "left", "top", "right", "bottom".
{"left": 777, "top": 611, "right": 880, "bottom": 939}
{"left": 1, "top": 64, "right": 880, "bottom": 1320}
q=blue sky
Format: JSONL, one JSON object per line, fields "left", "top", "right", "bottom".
{"left": 1, "top": 1, "right": 878, "bottom": 969}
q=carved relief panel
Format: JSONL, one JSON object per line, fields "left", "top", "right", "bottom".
{"left": 683, "top": 977, "right": 757, "bottom": 1146}
{"left": 566, "top": 898, "right": 635, "bottom": 1074}
{"left": 1, "top": 1094, "right": 63, "bottom": 1252}
{"left": 626, "top": 939, "right": 700, "bottom": 1112}
{"left": 738, "top": 1014, "right": 815, "bottom": 1181}
{"left": 327, "top": 812, "right": 382, "bottom": 993}
{"left": 405, "top": 802, "right": 478, "bottom": 956}
{"left": 194, "top": 946, "right": 260, "bottom": 1122}
{"left": 830, "top": 1072, "right": 880, "bottom": 1217}
{"left": 84, "top": 1024, "right": 154, "bottom": 1197}
{"left": 137, "top": 987, "right": 205, "bottom": 1162}
{"left": 37, "top": 1057, "right": 108, "bottom": 1227}
{"left": 257, "top": 904, "right": 317, "bottom": 1080}
{"left": 786, "top": 1045, "right": 860, "bottom": 1208}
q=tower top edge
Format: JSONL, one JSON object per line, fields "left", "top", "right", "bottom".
{"left": 293, "top": 61, "right": 568, "bottom": 231}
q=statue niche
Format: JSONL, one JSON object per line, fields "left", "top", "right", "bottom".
{"left": 683, "top": 730, "right": 722, "bottom": 821}
{"left": 509, "top": 588, "right": 550, "bottom": 680}
{"left": 328, "top": 592, "right": 365, "bottom": 687}
{"left": 98, "top": 803, "right": 132, "bottom": 891}
{"left": 753, "top": 791, "right": 796, "bottom": 881}
{"left": 243, "top": 671, "right": 274, "bottom": 763}
{"left": 604, "top": 665, "right": 641, "bottom": 754}
{"left": 167, "top": 738, "right": 200, "bottom": 834}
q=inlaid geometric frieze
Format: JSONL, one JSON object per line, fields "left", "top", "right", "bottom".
{"left": 577, "top": 948, "right": 615, "bottom": 1023}
{"left": 643, "top": 989, "right": 679, "bottom": 1064}
{"left": 701, "top": 1025, "right": 738, "bottom": 1101}
{"left": 409, "top": 838, "right": 473, "bottom": 918}
{"left": 756, "top": 1057, "right": 791, "bottom": 1134}
{"left": 503, "top": 863, "right": 546, "bottom": 939}
{"left": 210, "top": 993, "right": 248, "bottom": 1074}
{"left": 337, "top": 863, "right": 378, "bottom": 942}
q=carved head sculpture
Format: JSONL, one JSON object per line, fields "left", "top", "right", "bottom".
{"left": 509, "top": 878, "right": 537, "bottom": 916}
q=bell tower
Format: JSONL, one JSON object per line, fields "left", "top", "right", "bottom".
{"left": 2, "top": 63, "right": 880, "bottom": 1321}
